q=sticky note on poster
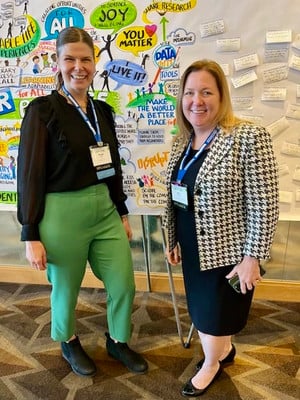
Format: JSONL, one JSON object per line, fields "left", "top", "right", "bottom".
{"left": 278, "top": 163, "right": 289, "bottom": 177}
{"left": 216, "top": 38, "right": 240, "bottom": 52}
{"left": 289, "top": 54, "right": 300, "bottom": 71}
{"left": 233, "top": 53, "right": 259, "bottom": 71}
{"left": 292, "top": 33, "right": 300, "bottom": 50}
{"left": 281, "top": 142, "right": 300, "bottom": 157}
{"left": 262, "top": 64, "right": 288, "bottom": 83}
{"left": 266, "top": 30, "right": 292, "bottom": 44}
{"left": 200, "top": 19, "right": 225, "bottom": 38}
{"left": 279, "top": 191, "right": 293, "bottom": 203}
{"left": 267, "top": 117, "right": 290, "bottom": 138}
{"left": 261, "top": 87, "right": 287, "bottom": 101}
{"left": 286, "top": 103, "right": 300, "bottom": 120}
{"left": 231, "top": 70, "right": 258, "bottom": 89}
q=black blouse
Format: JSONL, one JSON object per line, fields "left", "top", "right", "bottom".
{"left": 17, "top": 91, "right": 128, "bottom": 241}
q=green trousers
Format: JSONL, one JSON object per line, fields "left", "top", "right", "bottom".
{"left": 39, "top": 184, "right": 135, "bottom": 343}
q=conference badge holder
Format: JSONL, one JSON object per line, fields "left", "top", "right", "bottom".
{"left": 89, "top": 143, "right": 115, "bottom": 179}
{"left": 171, "top": 181, "right": 189, "bottom": 211}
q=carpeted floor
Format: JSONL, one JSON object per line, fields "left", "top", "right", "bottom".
{"left": 0, "top": 283, "right": 299, "bottom": 400}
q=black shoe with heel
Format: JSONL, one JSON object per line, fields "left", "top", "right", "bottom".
{"left": 195, "top": 343, "right": 236, "bottom": 371}
{"left": 105, "top": 332, "right": 148, "bottom": 374}
{"left": 182, "top": 363, "right": 222, "bottom": 397}
{"left": 61, "top": 336, "right": 97, "bottom": 377}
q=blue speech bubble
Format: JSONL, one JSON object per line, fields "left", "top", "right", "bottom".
{"left": 104, "top": 59, "right": 148, "bottom": 90}
{"left": 42, "top": 7, "right": 84, "bottom": 40}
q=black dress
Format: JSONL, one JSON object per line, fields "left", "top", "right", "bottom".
{"left": 172, "top": 147, "right": 253, "bottom": 336}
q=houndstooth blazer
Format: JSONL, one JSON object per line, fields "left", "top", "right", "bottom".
{"left": 162, "top": 123, "right": 279, "bottom": 270}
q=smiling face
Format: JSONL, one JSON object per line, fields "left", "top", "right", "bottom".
{"left": 182, "top": 69, "right": 221, "bottom": 135}
{"left": 57, "top": 41, "right": 95, "bottom": 97}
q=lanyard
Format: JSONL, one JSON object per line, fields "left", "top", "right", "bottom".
{"left": 62, "top": 85, "right": 101, "bottom": 143}
{"left": 176, "top": 127, "right": 218, "bottom": 183}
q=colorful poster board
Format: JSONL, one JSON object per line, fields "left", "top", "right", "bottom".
{"left": 0, "top": 0, "right": 299, "bottom": 220}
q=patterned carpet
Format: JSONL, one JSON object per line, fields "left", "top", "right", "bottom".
{"left": 0, "top": 283, "right": 299, "bottom": 400}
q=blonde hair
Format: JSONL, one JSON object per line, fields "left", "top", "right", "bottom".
{"left": 55, "top": 27, "right": 95, "bottom": 90}
{"left": 175, "top": 59, "right": 244, "bottom": 144}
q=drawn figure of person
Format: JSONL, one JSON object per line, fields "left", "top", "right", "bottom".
{"left": 135, "top": 88, "right": 141, "bottom": 98}
{"left": 158, "top": 82, "right": 164, "bottom": 94}
{"left": 148, "top": 82, "right": 154, "bottom": 94}
{"left": 50, "top": 53, "right": 57, "bottom": 72}
{"left": 141, "top": 54, "right": 150, "bottom": 69}
{"left": 32, "top": 55, "right": 41, "bottom": 74}
{"left": 7, "top": 22, "right": 13, "bottom": 38}
{"left": 100, "top": 69, "right": 110, "bottom": 91}
{"left": 23, "top": 1, "right": 28, "bottom": 14}
{"left": 41, "top": 52, "right": 50, "bottom": 68}
{"left": 9, "top": 156, "right": 16, "bottom": 179}
{"left": 127, "top": 92, "right": 133, "bottom": 102}
{"left": 137, "top": 178, "right": 145, "bottom": 188}
{"left": 97, "top": 34, "right": 117, "bottom": 61}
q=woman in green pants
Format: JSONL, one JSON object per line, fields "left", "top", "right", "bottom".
{"left": 17, "top": 27, "right": 148, "bottom": 377}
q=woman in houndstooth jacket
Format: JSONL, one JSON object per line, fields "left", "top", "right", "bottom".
{"left": 163, "top": 59, "right": 279, "bottom": 397}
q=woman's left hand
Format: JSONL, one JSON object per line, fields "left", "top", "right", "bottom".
{"left": 226, "top": 255, "right": 262, "bottom": 294}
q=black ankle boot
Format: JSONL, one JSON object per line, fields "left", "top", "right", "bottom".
{"left": 105, "top": 332, "right": 148, "bottom": 374}
{"left": 61, "top": 336, "right": 97, "bottom": 377}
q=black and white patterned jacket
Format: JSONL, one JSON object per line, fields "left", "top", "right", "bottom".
{"left": 163, "top": 123, "right": 279, "bottom": 270}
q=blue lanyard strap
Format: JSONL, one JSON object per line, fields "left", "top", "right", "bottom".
{"left": 62, "top": 85, "right": 101, "bottom": 143}
{"left": 176, "top": 127, "right": 218, "bottom": 182}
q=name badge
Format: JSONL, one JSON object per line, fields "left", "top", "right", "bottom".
{"left": 89, "top": 143, "right": 115, "bottom": 179}
{"left": 171, "top": 181, "right": 189, "bottom": 210}
{"left": 90, "top": 143, "right": 112, "bottom": 166}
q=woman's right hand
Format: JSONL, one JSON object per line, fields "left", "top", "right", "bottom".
{"left": 25, "top": 241, "right": 47, "bottom": 271}
{"left": 166, "top": 244, "right": 181, "bottom": 265}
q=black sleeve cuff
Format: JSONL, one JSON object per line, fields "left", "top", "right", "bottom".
{"left": 116, "top": 202, "right": 129, "bottom": 217}
{"left": 21, "top": 224, "right": 40, "bottom": 241}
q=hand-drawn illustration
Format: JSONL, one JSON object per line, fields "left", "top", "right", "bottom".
{"left": 0, "top": 0, "right": 299, "bottom": 219}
